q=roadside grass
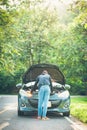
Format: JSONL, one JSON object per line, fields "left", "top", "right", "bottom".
{"left": 70, "top": 96, "right": 87, "bottom": 123}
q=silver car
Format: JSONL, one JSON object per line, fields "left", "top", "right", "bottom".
{"left": 16, "top": 64, "right": 70, "bottom": 116}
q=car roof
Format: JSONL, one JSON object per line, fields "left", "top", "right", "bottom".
{"left": 22, "top": 63, "right": 65, "bottom": 85}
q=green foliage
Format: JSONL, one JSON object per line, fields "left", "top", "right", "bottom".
{"left": 71, "top": 97, "right": 87, "bottom": 123}
{"left": 0, "top": 0, "right": 9, "bottom": 5}
{"left": 0, "top": 71, "right": 15, "bottom": 93}
{"left": 0, "top": 69, "right": 25, "bottom": 94}
{"left": 0, "top": 0, "right": 87, "bottom": 94}
{"left": 0, "top": 9, "right": 9, "bottom": 26}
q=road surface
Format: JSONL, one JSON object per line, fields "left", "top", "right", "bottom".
{"left": 0, "top": 95, "right": 87, "bottom": 130}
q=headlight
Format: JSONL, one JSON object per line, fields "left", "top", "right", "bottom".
{"left": 58, "top": 90, "right": 69, "bottom": 98}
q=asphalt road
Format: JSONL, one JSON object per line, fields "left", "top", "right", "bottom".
{"left": 0, "top": 95, "right": 86, "bottom": 130}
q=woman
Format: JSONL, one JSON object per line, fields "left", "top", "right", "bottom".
{"left": 31, "top": 70, "right": 53, "bottom": 120}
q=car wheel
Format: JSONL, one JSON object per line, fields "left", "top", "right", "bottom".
{"left": 18, "top": 110, "right": 24, "bottom": 116}
{"left": 63, "top": 111, "right": 70, "bottom": 117}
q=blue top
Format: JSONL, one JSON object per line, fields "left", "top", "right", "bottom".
{"left": 31, "top": 73, "right": 53, "bottom": 93}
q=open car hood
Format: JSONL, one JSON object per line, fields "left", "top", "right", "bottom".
{"left": 22, "top": 64, "right": 65, "bottom": 85}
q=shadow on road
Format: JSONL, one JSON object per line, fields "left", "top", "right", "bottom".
{"left": 19, "top": 111, "right": 64, "bottom": 119}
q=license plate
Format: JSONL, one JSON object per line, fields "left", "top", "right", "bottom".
{"left": 47, "top": 101, "right": 51, "bottom": 107}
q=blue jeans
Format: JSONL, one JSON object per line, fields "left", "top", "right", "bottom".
{"left": 38, "top": 85, "right": 50, "bottom": 117}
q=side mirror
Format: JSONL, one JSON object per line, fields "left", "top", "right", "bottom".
{"left": 64, "top": 84, "right": 70, "bottom": 90}
{"left": 16, "top": 83, "right": 22, "bottom": 89}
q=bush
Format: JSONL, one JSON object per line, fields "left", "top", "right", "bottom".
{"left": 0, "top": 69, "right": 24, "bottom": 94}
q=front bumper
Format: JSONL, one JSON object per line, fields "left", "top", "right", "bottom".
{"left": 18, "top": 95, "right": 70, "bottom": 113}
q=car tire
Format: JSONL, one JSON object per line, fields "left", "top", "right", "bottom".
{"left": 63, "top": 111, "right": 70, "bottom": 117}
{"left": 18, "top": 110, "right": 24, "bottom": 116}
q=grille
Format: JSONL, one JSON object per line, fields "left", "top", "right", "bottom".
{"left": 50, "top": 100, "right": 61, "bottom": 108}
{"left": 28, "top": 99, "right": 38, "bottom": 108}
{"left": 28, "top": 99, "right": 61, "bottom": 108}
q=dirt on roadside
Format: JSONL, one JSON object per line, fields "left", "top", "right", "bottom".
{"left": 70, "top": 116, "right": 87, "bottom": 130}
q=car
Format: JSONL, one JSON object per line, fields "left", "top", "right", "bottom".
{"left": 16, "top": 63, "right": 71, "bottom": 117}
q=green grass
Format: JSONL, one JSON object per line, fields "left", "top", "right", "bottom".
{"left": 70, "top": 96, "right": 87, "bottom": 123}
